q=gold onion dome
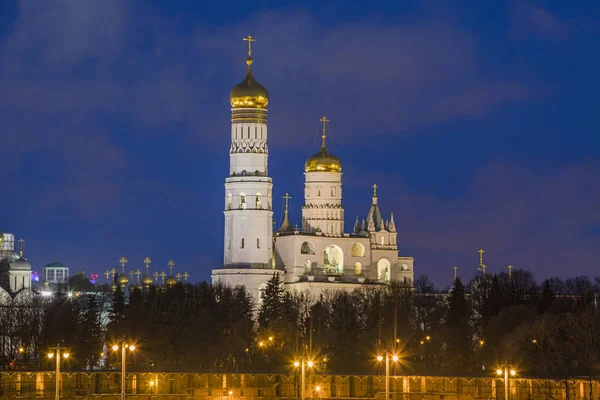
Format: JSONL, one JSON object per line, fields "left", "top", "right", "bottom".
{"left": 118, "top": 274, "right": 129, "bottom": 286}
{"left": 165, "top": 275, "right": 177, "bottom": 287}
{"left": 141, "top": 274, "right": 153, "bottom": 286}
{"left": 230, "top": 57, "right": 269, "bottom": 108}
{"left": 305, "top": 116, "right": 342, "bottom": 173}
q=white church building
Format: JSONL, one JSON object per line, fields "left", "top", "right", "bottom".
{"left": 211, "top": 36, "right": 414, "bottom": 303}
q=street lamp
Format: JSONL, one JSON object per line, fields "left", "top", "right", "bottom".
{"left": 293, "top": 358, "right": 315, "bottom": 400}
{"left": 113, "top": 341, "right": 136, "bottom": 400}
{"left": 47, "top": 344, "right": 69, "bottom": 400}
{"left": 376, "top": 349, "right": 400, "bottom": 400}
{"left": 496, "top": 364, "right": 516, "bottom": 400}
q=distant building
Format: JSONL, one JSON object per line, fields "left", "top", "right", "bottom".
{"left": 0, "top": 231, "right": 32, "bottom": 294}
{"left": 42, "top": 261, "right": 70, "bottom": 284}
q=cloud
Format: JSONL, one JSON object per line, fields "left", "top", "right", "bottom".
{"left": 513, "top": 4, "right": 568, "bottom": 41}
{"left": 390, "top": 161, "right": 600, "bottom": 284}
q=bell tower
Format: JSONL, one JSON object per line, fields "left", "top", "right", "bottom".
{"left": 223, "top": 35, "right": 273, "bottom": 267}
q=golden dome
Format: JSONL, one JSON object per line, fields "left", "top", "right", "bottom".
{"left": 141, "top": 274, "right": 153, "bottom": 286}
{"left": 118, "top": 274, "right": 129, "bottom": 286}
{"left": 230, "top": 57, "right": 269, "bottom": 108}
{"left": 165, "top": 275, "right": 177, "bottom": 287}
{"left": 305, "top": 116, "right": 341, "bottom": 173}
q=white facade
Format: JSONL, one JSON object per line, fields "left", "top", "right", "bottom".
{"left": 302, "top": 171, "right": 344, "bottom": 236}
{"left": 0, "top": 232, "right": 32, "bottom": 293}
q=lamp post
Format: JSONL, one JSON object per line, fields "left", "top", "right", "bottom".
{"left": 113, "top": 341, "right": 135, "bottom": 400}
{"left": 47, "top": 344, "right": 69, "bottom": 400}
{"left": 293, "top": 358, "right": 315, "bottom": 400}
{"left": 496, "top": 364, "right": 516, "bottom": 400}
{"left": 377, "top": 350, "right": 399, "bottom": 400}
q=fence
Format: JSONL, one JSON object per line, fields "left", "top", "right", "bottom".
{"left": 0, "top": 371, "right": 596, "bottom": 400}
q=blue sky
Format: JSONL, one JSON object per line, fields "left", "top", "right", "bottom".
{"left": 0, "top": 1, "right": 598, "bottom": 287}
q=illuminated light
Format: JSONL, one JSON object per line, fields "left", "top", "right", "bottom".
{"left": 420, "top": 340, "right": 424, "bottom": 345}
{"left": 18, "top": 347, "right": 24, "bottom": 353}
{"left": 268, "top": 336, "right": 273, "bottom": 341}
{"left": 48, "top": 353, "right": 54, "bottom": 359}
{"left": 392, "top": 355, "right": 399, "bottom": 362}
{"left": 245, "top": 348, "right": 249, "bottom": 352}
{"left": 315, "top": 386, "right": 321, "bottom": 392}
{"left": 258, "top": 341, "right": 264, "bottom": 347}
{"left": 496, "top": 369, "right": 503, "bottom": 375}
{"left": 425, "top": 336, "right": 431, "bottom": 341}
{"left": 376, "top": 355, "right": 383, "bottom": 362}
{"left": 67, "top": 292, "right": 74, "bottom": 298}
{"left": 510, "top": 370, "right": 516, "bottom": 376}
{"left": 228, "top": 391, "right": 233, "bottom": 396}
{"left": 63, "top": 353, "right": 69, "bottom": 359}
{"left": 532, "top": 339, "right": 538, "bottom": 344}
{"left": 112, "top": 345, "right": 119, "bottom": 351}
{"left": 293, "top": 361, "right": 300, "bottom": 367}
{"left": 479, "top": 340, "right": 485, "bottom": 346}
{"left": 307, "top": 361, "right": 314, "bottom": 368}
{"left": 149, "top": 381, "right": 155, "bottom": 387}
{"left": 41, "top": 291, "right": 52, "bottom": 297}
{"left": 100, "top": 352, "right": 105, "bottom": 357}
{"left": 129, "top": 345, "right": 135, "bottom": 351}
{"left": 396, "top": 339, "right": 400, "bottom": 343}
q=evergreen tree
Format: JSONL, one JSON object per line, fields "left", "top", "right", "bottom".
{"left": 444, "top": 278, "right": 471, "bottom": 373}
{"left": 258, "top": 273, "right": 284, "bottom": 329}
{"left": 78, "top": 295, "right": 103, "bottom": 369}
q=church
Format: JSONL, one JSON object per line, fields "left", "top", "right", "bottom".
{"left": 211, "top": 36, "right": 414, "bottom": 303}
{"left": 0, "top": 230, "right": 32, "bottom": 295}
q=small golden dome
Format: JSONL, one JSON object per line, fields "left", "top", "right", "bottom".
{"left": 230, "top": 57, "right": 269, "bottom": 108}
{"left": 141, "top": 274, "right": 153, "bottom": 286}
{"left": 165, "top": 275, "right": 177, "bottom": 287}
{"left": 118, "top": 274, "right": 129, "bottom": 286}
{"left": 305, "top": 116, "right": 341, "bottom": 172}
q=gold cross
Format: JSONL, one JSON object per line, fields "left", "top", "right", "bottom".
{"left": 129, "top": 270, "right": 135, "bottom": 281}
{"left": 176, "top": 272, "right": 182, "bottom": 282}
{"left": 119, "top": 257, "right": 128, "bottom": 268}
{"left": 319, "top": 116, "right": 329, "bottom": 147}
{"left": 160, "top": 271, "right": 166, "bottom": 285}
{"left": 372, "top": 184, "right": 378, "bottom": 197}
{"left": 478, "top": 249, "right": 485, "bottom": 266}
{"left": 183, "top": 272, "right": 189, "bottom": 284}
{"left": 18, "top": 238, "right": 24, "bottom": 256}
{"left": 167, "top": 260, "right": 175, "bottom": 275}
{"left": 243, "top": 34, "right": 256, "bottom": 57}
{"left": 144, "top": 257, "right": 151, "bottom": 268}
{"left": 453, "top": 266, "right": 458, "bottom": 280}
{"left": 283, "top": 193, "right": 292, "bottom": 213}
{"left": 135, "top": 269, "right": 141, "bottom": 284}
{"left": 153, "top": 272, "right": 159, "bottom": 285}
{"left": 507, "top": 265, "right": 513, "bottom": 279}
{"left": 104, "top": 270, "right": 111, "bottom": 284}
{"left": 111, "top": 268, "right": 116, "bottom": 277}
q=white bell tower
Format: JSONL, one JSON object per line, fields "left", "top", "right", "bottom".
{"left": 223, "top": 35, "right": 273, "bottom": 268}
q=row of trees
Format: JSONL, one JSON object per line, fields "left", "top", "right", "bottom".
{"left": 2, "top": 269, "right": 600, "bottom": 381}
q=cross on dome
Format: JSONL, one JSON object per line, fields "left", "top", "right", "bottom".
{"left": 372, "top": 184, "right": 378, "bottom": 197}
{"left": 243, "top": 34, "right": 256, "bottom": 57}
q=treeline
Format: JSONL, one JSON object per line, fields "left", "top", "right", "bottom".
{"left": 2, "top": 269, "right": 600, "bottom": 381}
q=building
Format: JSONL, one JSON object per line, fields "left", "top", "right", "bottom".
{"left": 42, "top": 261, "right": 70, "bottom": 284}
{"left": 0, "top": 231, "right": 32, "bottom": 294}
{"left": 212, "top": 37, "right": 414, "bottom": 303}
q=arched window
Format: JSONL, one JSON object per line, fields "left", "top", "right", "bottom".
{"left": 257, "top": 238, "right": 260, "bottom": 249}
{"left": 300, "top": 241, "right": 315, "bottom": 255}
{"left": 377, "top": 258, "right": 391, "bottom": 282}
{"left": 354, "top": 262, "right": 362, "bottom": 276}
{"left": 255, "top": 126, "right": 257, "bottom": 138}
{"left": 227, "top": 193, "right": 232, "bottom": 210}
{"left": 305, "top": 260, "right": 312, "bottom": 274}
{"left": 240, "top": 193, "right": 247, "bottom": 209}
{"left": 351, "top": 243, "right": 365, "bottom": 257}
{"left": 380, "top": 236, "right": 385, "bottom": 246}
{"left": 324, "top": 245, "right": 344, "bottom": 274}
{"left": 256, "top": 193, "right": 262, "bottom": 209}
{"left": 241, "top": 238, "right": 245, "bottom": 249}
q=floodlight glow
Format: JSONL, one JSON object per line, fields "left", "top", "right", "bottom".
{"left": 510, "top": 370, "right": 516, "bottom": 376}
{"left": 48, "top": 353, "right": 54, "bottom": 359}
{"left": 63, "top": 353, "right": 69, "bottom": 359}
{"left": 376, "top": 355, "right": 383, "bottom": 362}
{"left": 293, "top": 361, "right": 300, "bottom": 367}
{"left": 129, "top": 345, "right": 135, "bottom": 351}
{"left": 497, "top": 369, "right": 503, "bottom": 375}
{"left": 307, "top": 361, "right": 314, "bottom": 368}
{"left": 112, "top": 345, "right": 119, "bottom": 351}
{"left": 392, "top": 355, "right": 399, "bottom": 362}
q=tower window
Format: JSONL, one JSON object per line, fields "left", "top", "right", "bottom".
{"left": 241, "top": 238, "right": 245, "bottom": 249}
{"left": 240, "top": 193, "right": 247, "bottom": 209}
{"left": 256, "top": 193, "right": 262, "bottom": 209}
{"left": 247, "top": 126, "right": 250, "bottom": 138}
{"left": 257, "top": 238, "right": 260, "bottom": 248}
{"left": 255, "top": 126, "right": 257, "bottom": 138}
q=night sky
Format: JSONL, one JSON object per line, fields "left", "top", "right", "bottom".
{"left": 1, "top": 1, "right": 598, "bottom": 288}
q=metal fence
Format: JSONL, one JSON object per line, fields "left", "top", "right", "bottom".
{"left": 0, "top": 371, "right": 595, "bottom": 400}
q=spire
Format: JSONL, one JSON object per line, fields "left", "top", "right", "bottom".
{"left": 319, "top": 116, "right": 329, "bottom": 149}
{"left": 278, "top": 193, "right": 293, "bottom": 232}
{"left": 477, "top": 249, "right": 487, "bottom": 277}
{"left": 243, "top": 34, "right": 256, "bottom": 69}
{"left": 168, "top": 260, "right": 175, "bottom": 276}
{"left": 18, "top": 238, "right": 24, "bottom": 257}
{"left": 389, "top": 213, "right": 396, "bottom": 232}
{"left": 372, "top": 183, "right": 378, "bottom": 205}
{"left": 507, "top": 264, "right": 513, "bottom": 280}
{"left": 120, "top": 256, "right": 128, "bottom": 275}
{"left": 354, "top": 214, "right": 361, "bottom": 234}
{"left": 453, "top": 266, "right": 458, "bottom": 281}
